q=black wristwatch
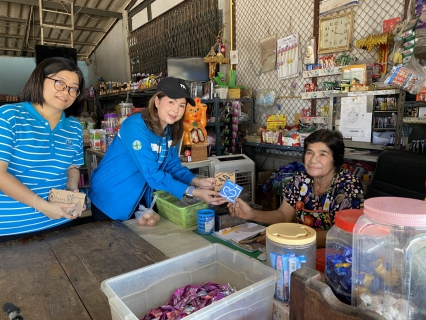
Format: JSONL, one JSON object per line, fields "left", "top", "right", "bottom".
{"left": 185, "top": 186, "right": 195, "bottom": 199}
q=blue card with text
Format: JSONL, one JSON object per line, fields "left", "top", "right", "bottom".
{"left": 220, "top": 179, "right": 243, "bottom": 203}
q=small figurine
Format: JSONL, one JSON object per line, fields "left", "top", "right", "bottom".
{"left": 211, "top": 25, "right": 226, "bottom": 57}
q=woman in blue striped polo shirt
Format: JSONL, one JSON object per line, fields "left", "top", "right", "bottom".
{"left": 0, "top": 57, "right": 86, "bottom": 241}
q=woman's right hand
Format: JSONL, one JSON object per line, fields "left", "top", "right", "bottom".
{"left": 38, "top": 199, "right": 80, "bottom": 220}
{"left": 227, "top": 198, "right": 254, "bottom": 220}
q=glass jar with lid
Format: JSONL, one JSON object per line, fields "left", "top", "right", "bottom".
{"left": 104, "top": 113, "right": 118, "bottom": 133}
{"left": 325, "top": 209, "right": 363, "bottom": 304}
{"left": 352, "top": 197, "right": 426, "bottom": 319}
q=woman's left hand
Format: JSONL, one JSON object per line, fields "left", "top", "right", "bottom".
{"left": 194, "top": 188, "right": 228, "bottom": 205}
{"left": 193, "top": 177, "right": 215, "bottom": 190}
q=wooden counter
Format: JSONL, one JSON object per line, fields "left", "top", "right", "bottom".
{"left": 0, "top": 221, "right": 167, "bottom": 320}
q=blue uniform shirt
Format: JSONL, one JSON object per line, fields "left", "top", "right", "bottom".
{"left": 89, "top": 113, "right": 195, "bottom": 220}
{"left": 0, "top": 102, "right": 84, "bottom": 236}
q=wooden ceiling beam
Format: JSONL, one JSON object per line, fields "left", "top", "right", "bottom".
{"left": 0, "top": 33, "right": 94, "bottom": 46}
{"left": 0, "top": 17, "right": 106, "bottom": 33}
{"left": 2, "top": 0, "right": 122, "bottom": 19}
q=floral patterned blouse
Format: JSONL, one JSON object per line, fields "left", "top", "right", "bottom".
{"left": 283, "top": 169, "right": 364, "bottom": 231}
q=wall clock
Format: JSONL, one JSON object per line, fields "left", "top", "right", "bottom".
{"left": 318, "top": 12, "right": 354, "bottom": 54}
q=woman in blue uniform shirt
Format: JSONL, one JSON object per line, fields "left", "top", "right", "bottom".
{"left": 89, "top": 77, "right": 226, "bottom": 221}
{"left": 0, "top": 57, "right": 86, "bottom": 240}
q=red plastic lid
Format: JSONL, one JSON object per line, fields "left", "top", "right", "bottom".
{"left": 364, "top": 197, "right": 426, "bottom": 227}
{"left": 132, "top": 108, "right": 145, "bottom": 113}
{"left": 334, "top": 209, "right": 364, "bottom": 233}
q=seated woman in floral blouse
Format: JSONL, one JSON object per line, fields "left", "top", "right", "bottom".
{"left": 228, "top": 129, "right": 364, "bottom": 247}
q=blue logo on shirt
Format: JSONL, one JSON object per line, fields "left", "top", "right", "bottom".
{"left": 66, "top": 139, "right": 73, "bottom": 147}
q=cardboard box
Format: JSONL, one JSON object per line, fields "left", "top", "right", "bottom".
{"left": 228, "top": 88, "right": 241, "bottom": 99}
{"left": 214, "top": 172, "right": 236, "bottom": 192}
{"left": 272, "top": 299, "right": 290, "bottom": 320}
{"left": 48, "top": 189, "right": 86, "bottom": 216}
{"left": 182, "top": 143, "right": 208, "bottom": 162}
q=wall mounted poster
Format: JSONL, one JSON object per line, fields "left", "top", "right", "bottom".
{"left": 277, "top": 34, "right": 299, "bottom": 79}
{"left": 339, "top": 95, "right": 371, "bottom": 142}
{"left": 260, "top": 35, "right": 277, "bottom": 73}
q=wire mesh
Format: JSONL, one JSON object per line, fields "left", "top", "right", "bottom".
{"left": 128, "top": 0, "right": 220, "bottom": 77}
{"left": 234, "top": 0, "right": 406, "bottom": 126}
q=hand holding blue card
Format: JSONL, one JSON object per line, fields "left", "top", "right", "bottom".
{"left": 220, "top": 179, "right": 243, "bottom": 203}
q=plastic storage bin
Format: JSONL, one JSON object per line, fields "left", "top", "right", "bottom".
{"left": 101, "top": 243, "right": 280, "bottom": 320}
{"left": 325, "top": 209, "right": 364, "bottom": 304}
{"left": 155, "top": 191, "right": 207, "bottom": 228}
{"left": 352, "top": 197, "right": 426, "bottom": 319}
{"left": 266, "top": 223, "right": 316, "bottom": 302}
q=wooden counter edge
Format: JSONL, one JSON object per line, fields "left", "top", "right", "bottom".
{"left": 289, "top": 267, "right": 386, "bottom": 320}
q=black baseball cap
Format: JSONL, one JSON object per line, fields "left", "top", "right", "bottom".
{"left": 156, "top": 77, "right": 196, "bottom": 106}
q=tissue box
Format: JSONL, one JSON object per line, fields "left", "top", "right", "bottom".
{"left": 48, "top": 189, "right": 86, "bottom": 215}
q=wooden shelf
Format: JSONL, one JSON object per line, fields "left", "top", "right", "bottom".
{"left": 330, "top": 89, "right": 400, "bottom": 98}
{"left": 403, "top": 117, "right": 426, "bottom": 124}
{"left": 244, "top": 142, "right": 304, "bottom": 152}
{"left": 405, "top": 101, "right": 426, "bottom": 107}
{"left": 343, "top": 140, "right": 388, "bottom": 150}
{"left": 98, "top": 88, "right": 156, "bottom": 99}
{"left": 302, "top": 66, "right": 344, "bottom": 78}
{"left": 373, "top": 128, "right": 396, "bottom": 131}
{"left": 277, "top": 95, "right": 302, "bottom": 99}
{"left": 301, "top": 90, "right": 338, "bottom": 100}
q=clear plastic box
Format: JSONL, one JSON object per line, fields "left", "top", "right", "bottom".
{"left": 101, "top": 243, "right": 280, "bottom": 320}
{"left": 352, "top": 197, "right": 426, "bottom": 319}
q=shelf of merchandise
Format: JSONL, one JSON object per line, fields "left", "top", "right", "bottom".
{"left": 97, "top": 88, "right": 157, "bottom": 100}
{"left": 328, "top": 89, "right": 405, "bottom": 151}
{"left": 243, "top": 142, "right": 304, "bottom": 162}
{"left": 202, "top": 97, "right": 254, "bottom": 156}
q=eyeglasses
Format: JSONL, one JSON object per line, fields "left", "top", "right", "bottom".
{"left": 46, "top": 77, "right": 80, "bottom": 98}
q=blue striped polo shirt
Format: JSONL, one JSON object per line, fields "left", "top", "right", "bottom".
{"left": 0, "top": 101, "right": 84, "bottom": 236}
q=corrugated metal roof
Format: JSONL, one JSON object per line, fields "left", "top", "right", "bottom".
{"left": 0, "top": 0, "right": 133, "bottom": 61}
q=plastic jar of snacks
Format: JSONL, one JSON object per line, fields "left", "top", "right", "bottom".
{"left": 104, "top": 113, "right": 118, "bottom": 133}
{"left": 325, "top": 209, "right": 363, "bottom": 304}
{"left": 266, "top": 223, "right": 316, "bottom": 302}
{"left": 352, "top": 197, "right": 426, "bottom": 319}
